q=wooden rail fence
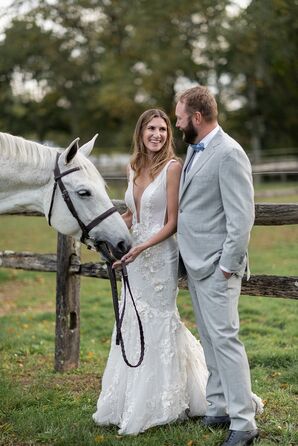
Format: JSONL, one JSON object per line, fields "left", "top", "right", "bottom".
{"left": 1, "top": 201, "right": 298, "bottom": 372}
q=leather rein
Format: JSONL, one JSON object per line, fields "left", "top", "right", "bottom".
{"left": 48, "top": 152, "right": 145, "bottom": 367}
{"left": 107, "top": 261, "right": 145, "bottom": 368}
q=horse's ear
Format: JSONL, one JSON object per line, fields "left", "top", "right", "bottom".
{"left": 61, "top": 137, "right": 80, "bottom": 165}
{"left": 79, "top": 133, "right": 99, "bottom": 157}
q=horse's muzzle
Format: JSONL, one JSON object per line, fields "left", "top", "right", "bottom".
{"left": 95, "top": 240, "right": 131, "bottom": 262}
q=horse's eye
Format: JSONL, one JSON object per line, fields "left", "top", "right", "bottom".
{"left": 77, "top": 189, "right": 91, "bottom": 197}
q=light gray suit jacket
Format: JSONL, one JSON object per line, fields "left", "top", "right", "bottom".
{"left": 177, "top": 127, "right": 255, "bottom": 281}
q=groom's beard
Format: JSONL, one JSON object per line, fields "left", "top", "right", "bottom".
{"left": 182, "top": 117, "right": 198, "bottom": 145}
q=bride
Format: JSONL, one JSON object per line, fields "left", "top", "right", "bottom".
{"left": 92, "top": 108, "right": 262, "bottom": 435}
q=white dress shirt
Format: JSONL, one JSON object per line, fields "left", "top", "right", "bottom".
{"left": 189, "top": 125, "right": 220, "bottom": 170}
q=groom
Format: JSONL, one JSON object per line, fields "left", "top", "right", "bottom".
{"left": 175, "top": 86, "right": 258, "bottom": 446}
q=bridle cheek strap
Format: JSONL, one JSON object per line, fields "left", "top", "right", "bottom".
{"left": 48, "top": 153, "right": 117, "bottom": 242}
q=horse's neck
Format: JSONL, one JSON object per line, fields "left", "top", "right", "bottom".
{"left": 2, "top": 157, "right": 54, "bottom": 185}
{"left": 0, "top": 145, "right": 56, "bottom": 214}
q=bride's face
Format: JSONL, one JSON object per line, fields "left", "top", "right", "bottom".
{"left": 142, "top": 117, "right": 168, "bottom": 156}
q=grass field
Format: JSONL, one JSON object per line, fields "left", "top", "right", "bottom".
{"left": 0, "top": 184, "right": 297, "bottom": 446}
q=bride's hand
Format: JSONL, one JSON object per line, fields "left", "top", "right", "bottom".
{"left": 112, "top": 260, "right": 123, "bottom": 269}
{"left": 121, "top": 243, "right": 147, "bottom": 264}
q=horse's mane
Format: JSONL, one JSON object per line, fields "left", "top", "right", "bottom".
{"left": 0, "top": 132, "right": 57, "bottom": 169}
{"left": 0, "top": 132, "right": 104, "bottom": 184}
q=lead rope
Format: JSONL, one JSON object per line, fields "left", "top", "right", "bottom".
{"left": 106, "top": 260, "right": 145, "bottom": 368}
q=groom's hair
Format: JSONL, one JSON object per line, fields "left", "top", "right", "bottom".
{"left": 176, "top": 86, "right": 218, "bottom": 122}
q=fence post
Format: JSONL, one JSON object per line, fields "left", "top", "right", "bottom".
{"left": 55, "top": 233, "right": 81, "bottom": 372}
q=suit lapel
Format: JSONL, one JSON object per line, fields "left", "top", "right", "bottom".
{"left": 179, "top": 128, "right": 224, "bottom": 201}
{"left": 179, "top": 145, "right": 193, "bottom": 198}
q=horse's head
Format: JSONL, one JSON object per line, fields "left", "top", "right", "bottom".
{"left": 45, "top": 135, "right": 131, "bottom": 260}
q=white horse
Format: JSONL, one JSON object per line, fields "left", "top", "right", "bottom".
{"left": 0, "top": 132, "right": 131, "bottom": 259}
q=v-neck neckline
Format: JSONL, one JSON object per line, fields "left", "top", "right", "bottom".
{"left": 133, "top": 178, "right": 154, "bottom": 224}
{"left": 132, "top": 167, "right": 164, "bottom": 223}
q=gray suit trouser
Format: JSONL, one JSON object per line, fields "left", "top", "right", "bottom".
{"left": 188, "top": 264, "right": 256, "bottom": 431}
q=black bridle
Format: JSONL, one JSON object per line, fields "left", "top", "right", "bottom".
{"left": 48, "top": 152, "right": 145, "bottom": 367}
{"left": 48, "top": 153, "right": 117, "bottom": 243}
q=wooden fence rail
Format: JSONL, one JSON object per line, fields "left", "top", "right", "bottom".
{"left": 1, "top": 250, "right": 297, "bottom": 300}
{"left": 1, "top": 201, "right": 298, "bottom": 371}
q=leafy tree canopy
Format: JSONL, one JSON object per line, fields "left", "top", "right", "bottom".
{"left": 0, "top": 0, "right": 297, "bottom": 157}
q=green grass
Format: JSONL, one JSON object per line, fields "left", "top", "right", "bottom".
{"left": 0, "top": 184, "right": 298, "bottom": 445}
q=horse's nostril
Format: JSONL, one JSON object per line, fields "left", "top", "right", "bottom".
{"left": 117, "top": 241, "right": 126, "bottom": 253}
{"left": 117, "top": 241, "right": 130, "bottom": 254}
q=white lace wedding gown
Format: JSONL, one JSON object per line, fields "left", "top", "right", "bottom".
{"left": 92, "top": 160, "right": 209, "bottom": 434}
{"left": 92, "top": 161, "right": 263, "bottom": 435}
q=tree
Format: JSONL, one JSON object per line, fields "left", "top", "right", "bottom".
{"left": 0, "top": 0, "right": 229, "bottom": 150}
{"left": 219, "top": 0, "right": 298, "bottom": 158}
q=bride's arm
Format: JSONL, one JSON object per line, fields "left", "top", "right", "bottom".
{"left": 121, "top": 208, "right": 133, "bottom": 229}
{"left": 120, "top": 164, "right": 133, "bottom": 229}
{"left": 121, "top": 161, "right": 182, "bottom": 264}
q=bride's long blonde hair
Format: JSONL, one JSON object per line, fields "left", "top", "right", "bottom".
{"left": 130, "top": 109, "right": 179, "bottom": 183}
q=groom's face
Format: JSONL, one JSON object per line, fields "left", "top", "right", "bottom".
{"left": 175, "top": 101, "right": 198, "bottom": 145}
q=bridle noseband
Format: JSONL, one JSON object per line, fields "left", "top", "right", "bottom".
{"left": 48, "top": 153, "right": 117, "bottom": 244}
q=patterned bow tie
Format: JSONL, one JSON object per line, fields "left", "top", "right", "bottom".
{"left": 190, "top": 142, "right": 205, "bottom": 152}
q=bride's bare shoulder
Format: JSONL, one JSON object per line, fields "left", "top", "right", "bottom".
{"left": 168, "top": 159, "right": 182, "bottom": 174}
